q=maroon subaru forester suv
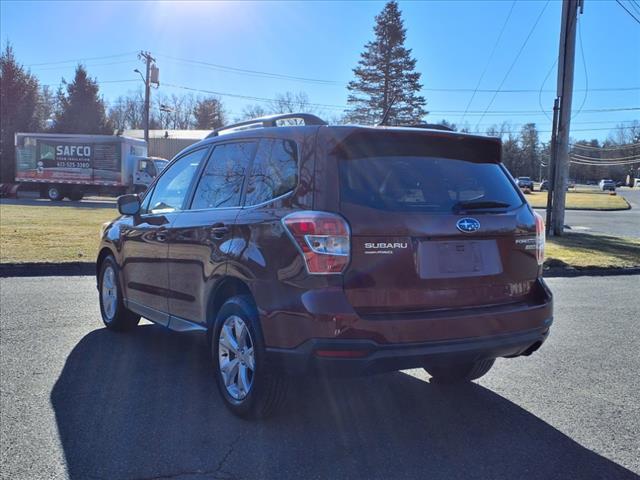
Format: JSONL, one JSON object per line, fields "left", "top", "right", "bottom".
{"left": 97, "top": 114, "right": 552, "bottom": 418}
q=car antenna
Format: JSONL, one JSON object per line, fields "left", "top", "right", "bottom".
{"left": 377, "top": 96, "right": 397, "bottom": 127}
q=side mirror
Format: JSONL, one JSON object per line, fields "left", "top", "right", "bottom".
{"left": 117, "top": 194, "right": 141, "bottom": 216}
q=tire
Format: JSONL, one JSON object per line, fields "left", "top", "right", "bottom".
{"left": 98, "top": 255, "right": 140, "bottom": 331}
{"left": 67, "top": 190, "right": 84, "bottom": 201}
{"left": 427, "top": 358, "right": 495, "bottom": 385}
{"left": 47, "top": 185, "right": 64, "bottom": 201}
{"left": 211, "top": 295, "right": 288, "bottom": 419}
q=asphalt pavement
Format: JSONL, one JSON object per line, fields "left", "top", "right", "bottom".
{"left": 1, "top": 275, "right": 639, "bottom": 480}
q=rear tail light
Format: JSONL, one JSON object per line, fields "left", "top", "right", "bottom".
{"left": 534, "top": 211, "right": 545, "bottom": 266}
{"left": 282, "top": 211, "right": 350, "bottom": 274}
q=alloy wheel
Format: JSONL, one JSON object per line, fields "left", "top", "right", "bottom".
{"left": 218, "top": 315, "right": 255, "bottom": 400}
{"left": 101, "top": 265, "right": 117, "bottom": 322}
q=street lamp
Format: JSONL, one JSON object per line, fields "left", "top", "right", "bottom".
{"left": 133, "top": 69, "right": 145, "bottom": 83}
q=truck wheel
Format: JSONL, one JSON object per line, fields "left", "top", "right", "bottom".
{"left": 426, "top": 358, "right": 495, "bottom": 385}
{"left": 67, "top": 190, "right": 84, "bottom": 201}
{"left": 211, "top": 295, "right": 288, "bottom": 419}
{"left": 47, "top": 185, "right": 63, "bottom": 201}
{"left": 98, "top": 255, "right": 140, "bottom": 331}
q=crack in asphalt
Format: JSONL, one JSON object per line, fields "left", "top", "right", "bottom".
{"left": 212, "top": 433, "right": 244, "bottom": 480}
{"left": 123, "top": 434, "right": 244, "bottom": 480}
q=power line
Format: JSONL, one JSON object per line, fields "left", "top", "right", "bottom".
{"left": 538, "top": 58, "right": 558, "bottom": 122}
{"left": 467, "top": 126, "right": 638, "bottom": 134}
{"left": 443, "top": 107, "right": 640, "bottom": 114}
{"left": 616, "top": 0, "right": 640, "bottom": 24}
{"left": 22, "top": 51, "right": 640, "bottom": 93}
{"left": 628, "top": 0, "right": 640, "bottom": 16}
{"left": 474, "top": 0, "right": 551, "bottom": 130}
{"left": 570, "top": 142, "right": 640, "bottom": 151}
{"left": 571, "top": 153, "right": 640, "bottom": 161}
{"left": 477, "top": 119, "right": 638, "bottom": 127}
{"left": 572, "top": 16, "right": 589, "bottom": 119}
{"left": 158, "top": 53, "right": 638, "bottom": 93}
{"left": 460, "top": 0, "right": 516, "bottom": 124}
{"left": 424, "top": 86, "right": 639, "bottom": 93}
{"left": 31, "top": 60, "right": 138, "bottom": 72}
{"left": 160, "top": 82, "right": 640, "bottom": 116}
{"left": 158, "top": 54, "right": 341, "bottom": 85}
{"left": 25, "top": 51, "right": 138, "bottom": 67}
{"left": 570, "top": 158, "right": 640, "bottom": 165}
{"left": 42, "top": 79, "right": 140, "bottom": 88}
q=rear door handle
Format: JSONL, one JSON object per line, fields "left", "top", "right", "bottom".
{"left": 210, "top": 224, "right": 230, "bottom": 239}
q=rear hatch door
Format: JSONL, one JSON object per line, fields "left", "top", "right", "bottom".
{"left": 336, "top": 130, "right": 539, "bottom": 315}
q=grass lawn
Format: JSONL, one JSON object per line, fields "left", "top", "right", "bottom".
{"left": 0, "top": 203, "right": 117, "bottom": 263}
{"left": 1, "top": 203, "right": 639, "bottom": 270}
{"left": 526, "top": 190, "right": 630, "bottom": 210}
{"left": 546, "top": 232, "right": 640, "bottom": 269}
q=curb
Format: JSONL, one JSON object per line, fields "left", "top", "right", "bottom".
{"left": 1, "top": 262, "right": 639, "bottom": 279}
{"left": 0, "top": 262, "right": 95, "bottom": 278}
{"left": 543, "top": 266, "right": 640, "bottom": 278}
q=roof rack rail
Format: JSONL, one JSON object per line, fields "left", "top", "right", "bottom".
{"left": 409, "top": 123, "right": 455, "bottom": 132}
{"left": 207, "top": 113, "right": 327, "bottom": 138}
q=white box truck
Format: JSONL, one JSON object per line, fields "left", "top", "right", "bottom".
{"left": 14, "top": 133, "right": 168, "bottom": 200}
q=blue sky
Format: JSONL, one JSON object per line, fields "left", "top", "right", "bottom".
{"left": 1, "top": 0, "right": 639, "bottom": 141}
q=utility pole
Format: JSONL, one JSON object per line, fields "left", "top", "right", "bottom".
{"left": 549, "top": 0, "right": 583, "bottom": 236}
{"left": 545, "top": 98, "right": 559, "bottom": 234}
{"left": 136, "top": 51, "right": 157, "bottom": 145}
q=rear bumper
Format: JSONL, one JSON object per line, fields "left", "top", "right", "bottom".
{"left": 266, "top": 323, "right": 551, "bottom": 376}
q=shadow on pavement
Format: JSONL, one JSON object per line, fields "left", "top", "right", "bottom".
{"left": 51, "top": 325, "right": 636, "bottom": 480}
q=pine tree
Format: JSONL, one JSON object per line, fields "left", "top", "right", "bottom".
{"left": 0, "top": 43, "right": 40, "bottom": 183}
{"left": 519, "top": 123, "right": 540, "bottom": 178}
{"left": 53, "top": 65, "right": 111, "bottom": 134}
{"left": 193, "top": 97, "right": 226, "bottom": 129}
{"left": 35, "top": 85, "right": 56, "bottom": 130}
{"left": 346, "top": 1, "right": 426, "bottom": 125}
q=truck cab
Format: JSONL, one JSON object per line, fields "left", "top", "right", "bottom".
{"left": 132, "top": 156, "right": 168, "bottom": 193}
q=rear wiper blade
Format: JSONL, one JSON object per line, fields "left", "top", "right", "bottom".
{"left": 453, "top": 200, "right": 511, "bottom": 212}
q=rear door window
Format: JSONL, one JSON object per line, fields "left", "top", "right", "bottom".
{"left": 339, "top": 156, "right": 522, "bottom": 213}
{"left": 245, "top": 138, "right": 298, "bottom": 206}
{"left": 191, "top": 141, "right": 256, "bottom": 209}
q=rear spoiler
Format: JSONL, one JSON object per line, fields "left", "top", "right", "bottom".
{"left": 330, "top": 129, "right": 502, "bottom": 164}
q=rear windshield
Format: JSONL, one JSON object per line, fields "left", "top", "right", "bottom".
{"left": 339, "top": 156, "right": 523, "bottom": 213}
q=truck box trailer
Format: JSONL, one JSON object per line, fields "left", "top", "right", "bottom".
{"left": 15, "top": 133, "right": 168, "bottom": 200}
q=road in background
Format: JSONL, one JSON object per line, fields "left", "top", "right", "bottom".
{"left": 536, "top": 189, "right": 639, "bottom": 238}
{"left": 1, "top": 275, "right": 639, "bottom": 479}
{"left": 1, "top": 190, "right": 118, "bottom": 209}
{"left": 1, "top": 197, "right": 116, "bottom": 209}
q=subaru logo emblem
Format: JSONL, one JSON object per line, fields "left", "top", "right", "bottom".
{"left": 456, "top": 218, "right": 480, "bottom": 233}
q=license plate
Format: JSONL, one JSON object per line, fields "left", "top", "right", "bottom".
{"left": 418, "top": 240, "right": 502, "bottom": 279}
{"left": 437, "top": 242, "right": 483, "bottom": 274}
